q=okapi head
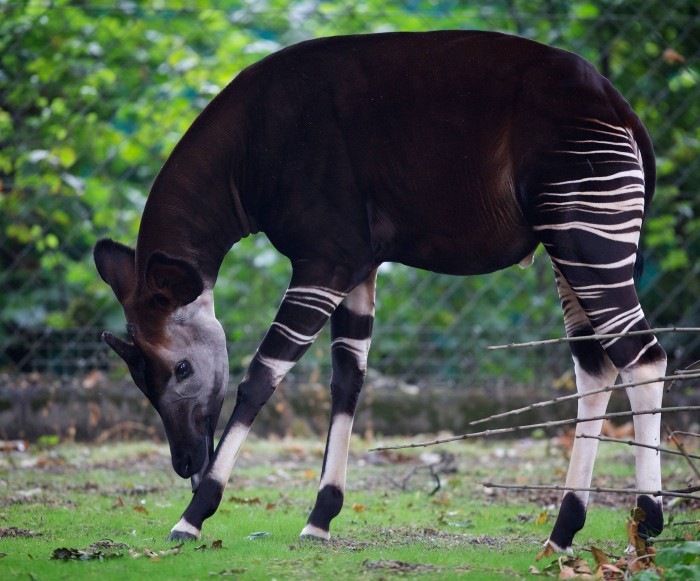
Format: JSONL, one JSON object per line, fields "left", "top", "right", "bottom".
{"left": 94, "top": 239, "right": 229, "bottom": 490}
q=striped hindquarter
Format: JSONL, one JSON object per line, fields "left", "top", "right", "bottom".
{"left": 531, "top": 118, "right": 666, "bottom": 553}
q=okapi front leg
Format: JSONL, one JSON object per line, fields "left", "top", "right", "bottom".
{"left": 301, "top": 270, "right": 377, "bottom": 540}
{"left": 168, "top": 275, "right": 349, "bottom": 541}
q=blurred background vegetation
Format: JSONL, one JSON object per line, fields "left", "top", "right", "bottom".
{"left": 1, "top": 0, "right": 699, "bottom": 389}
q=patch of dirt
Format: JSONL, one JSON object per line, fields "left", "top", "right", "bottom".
{"left": 363, "top": 557, "right": 442, "bottom": 573}
{"left": 0, "top": 527, "right": 42, "bottom": 538}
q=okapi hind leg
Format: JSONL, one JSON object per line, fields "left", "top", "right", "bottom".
{"left": 620, "top": 360, "right": 666, "bottom": 541}
{"left": 168, "top": 265, "right": 362, "bottom": 541}
{"left": 532, "top": 119, "right": 667, "bottom": 552}
{"left": 545, "top": 266, "right": 619, "bottom": 554}
{"left": 301, "top": 269, "right": 377, "bottom": 540}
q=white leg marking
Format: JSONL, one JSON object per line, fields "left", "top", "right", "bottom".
{"left": 564, "top": 357, "right": 618, "bottom": 508}
{"left": 331, "top": 337, "right": 371, "bottom": 367}
{"left": 300, "top": 523, "right": 330, "bottom": 540}
{"left": 543, "top": 538, "right": 574, "bottom": 555}
{"left": 319, "top": 413, "right": 355, "bottom": 490}
{"left": 621, "top": 360, "right": 666, "bottom": 492}
{"left": 271, "top": 322, "right": 319, "bottom": 345}
{"left": 256, "top": 354, "right": 296, "bottom": 385}
{"left": 170, "top": 517, "right": 201, "bottom": 538}
{"left": 208, "top": 424, "right": 250, "bottom": 487}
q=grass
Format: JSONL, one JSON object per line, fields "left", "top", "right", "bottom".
{"left": 1, "top": 434, "right": 698, "bottom": 580}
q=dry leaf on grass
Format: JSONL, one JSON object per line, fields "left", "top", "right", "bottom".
{"left": 228, "top": 495, "right": 261, "bottom": 505}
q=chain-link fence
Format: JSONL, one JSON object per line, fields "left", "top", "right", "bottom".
{"left": 1, "top": 1, "right": 699, "bottom": 392}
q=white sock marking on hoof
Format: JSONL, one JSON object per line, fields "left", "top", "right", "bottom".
{"left": 171, "top": 517, "right": 201, "bottom": 539}
{"left": 300, "top": 524, "right": 330, "bottom": 540}
{"left": 543, "top": 538, "right": 573, "bottom": 555}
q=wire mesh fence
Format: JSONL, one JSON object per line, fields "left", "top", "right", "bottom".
{"left": 1, "top": 0, "right": 699, "bottom": 390}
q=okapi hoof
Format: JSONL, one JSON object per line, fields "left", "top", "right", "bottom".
{"left": 541, "top": 538, "right": 574, "bottom": 557}
{"left": 168, "top": 529, "right": 199, "bottom": 542}
{"left": 168, "top": 518, "right": 201, "bottom": 541}
{"left": 299, "top": 524, "right": 330, "bottom": 541}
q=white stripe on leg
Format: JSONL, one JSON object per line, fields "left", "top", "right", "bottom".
{"left": 209, "top": 424, "right": 251, "bottom": 487}
{"left": 621, "top": 360, "right": 666, "bottom": 493}
{"left": 319, "top": 413, "right": 354, "bottom": 490}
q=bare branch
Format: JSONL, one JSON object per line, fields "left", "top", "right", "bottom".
{"left": 576, "top": 433, "right": 700, "bottom": 461}
{"left": 480, "top": 482, "right": 700, "bottom": 501}
{"left": 469, "top": 372, "right": 700, "bottom": 427}
{"left": 369, "top": 406, "right": 700, "bottom": 452}
{"left": 487, "top": 327, "right": 700, "bottom": 351}
{"left": 665, "top": 424, "right": 700, "bottom": 481}
{"left": 670, "top": 431, "right": 700, "bottom": 440}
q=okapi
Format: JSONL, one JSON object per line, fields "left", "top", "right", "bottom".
{"left": 94, "top": 31, "right": 666, "bottom": 553}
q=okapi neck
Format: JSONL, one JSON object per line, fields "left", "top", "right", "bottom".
{"left": 136, "top": 172, "right": 249, "bottom": 288}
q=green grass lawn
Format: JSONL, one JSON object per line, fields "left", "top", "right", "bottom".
{"left": 1, "top": 434, "right": 698, "bottom": 580}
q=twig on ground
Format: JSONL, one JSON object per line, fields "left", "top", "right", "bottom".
{"left": 487, "top": 327, "right": 700, "bottom": 351}
{"left": 369, "top": 407, "right": 700, "bottom": 452}
{"left": 479, "top": 482, "right": 700, "bottom": 501}
{"left": 665, "top": 424, "right": 700, "bottom": 481}
{"left": 576, "top": 434, "right": 700, "bottom": 461}
{"left": 468, "top": 373, "right": 700, "bottom": 427}
{"left": 669, "top": 520, "right": 700, "bottom": 526}
{"left": 386, "top": 460, "right": 445, "bottom": 496}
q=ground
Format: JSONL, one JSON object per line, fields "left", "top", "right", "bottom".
{"left": 0, "top": 432, "right": 698, "bottom": 579}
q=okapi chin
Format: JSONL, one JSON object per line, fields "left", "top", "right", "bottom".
{"left": 94, "top": 30, "right": 667, "bottom": 554}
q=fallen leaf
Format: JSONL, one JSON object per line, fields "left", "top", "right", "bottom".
{"left": 590, "top": 546, "right": 609, "bottom": 567}
{"left": 303, "top": 470, "right": 316, "bottom": 479}
{"left": 535, "top": 511, "right": 549, "bottom": 526}
{"left": 246, "top": 532, "right": 271, "bottom": 540}
{"left": 535, "top": 542, "right": 555, "bottom": 561}
{"left": 133, "top": 505, "right": 149, "bottom": 515}
{"left": 211, "top": 540, "right": 223, "bottom": 550}
{"left": 228, "top": 496, "right": 261, "bottom": 505}
{"left": 352, "top": 503, "right": 365, "bottom": 513}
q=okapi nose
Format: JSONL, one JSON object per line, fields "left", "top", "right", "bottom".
{"left": 172, "top": 454, "right": 194, "bottom": 479}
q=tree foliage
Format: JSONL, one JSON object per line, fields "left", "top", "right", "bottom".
{"left": 1, "top": 0, "right": 698, "bottom": 382}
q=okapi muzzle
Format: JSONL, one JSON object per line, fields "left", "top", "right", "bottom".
{"left": 95, "top": 239, "right": 230, "bottom": 491}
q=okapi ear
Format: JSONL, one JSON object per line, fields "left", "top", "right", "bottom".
{"left": 145, "top": 251, "right": 204, "bottom": 310}
{"left": 94, "top": 239, "right": 137, "bottom": 304}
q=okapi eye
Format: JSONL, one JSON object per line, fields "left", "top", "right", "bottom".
{"left": 175, "top": 360, "right": 191, "bottom": 380}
